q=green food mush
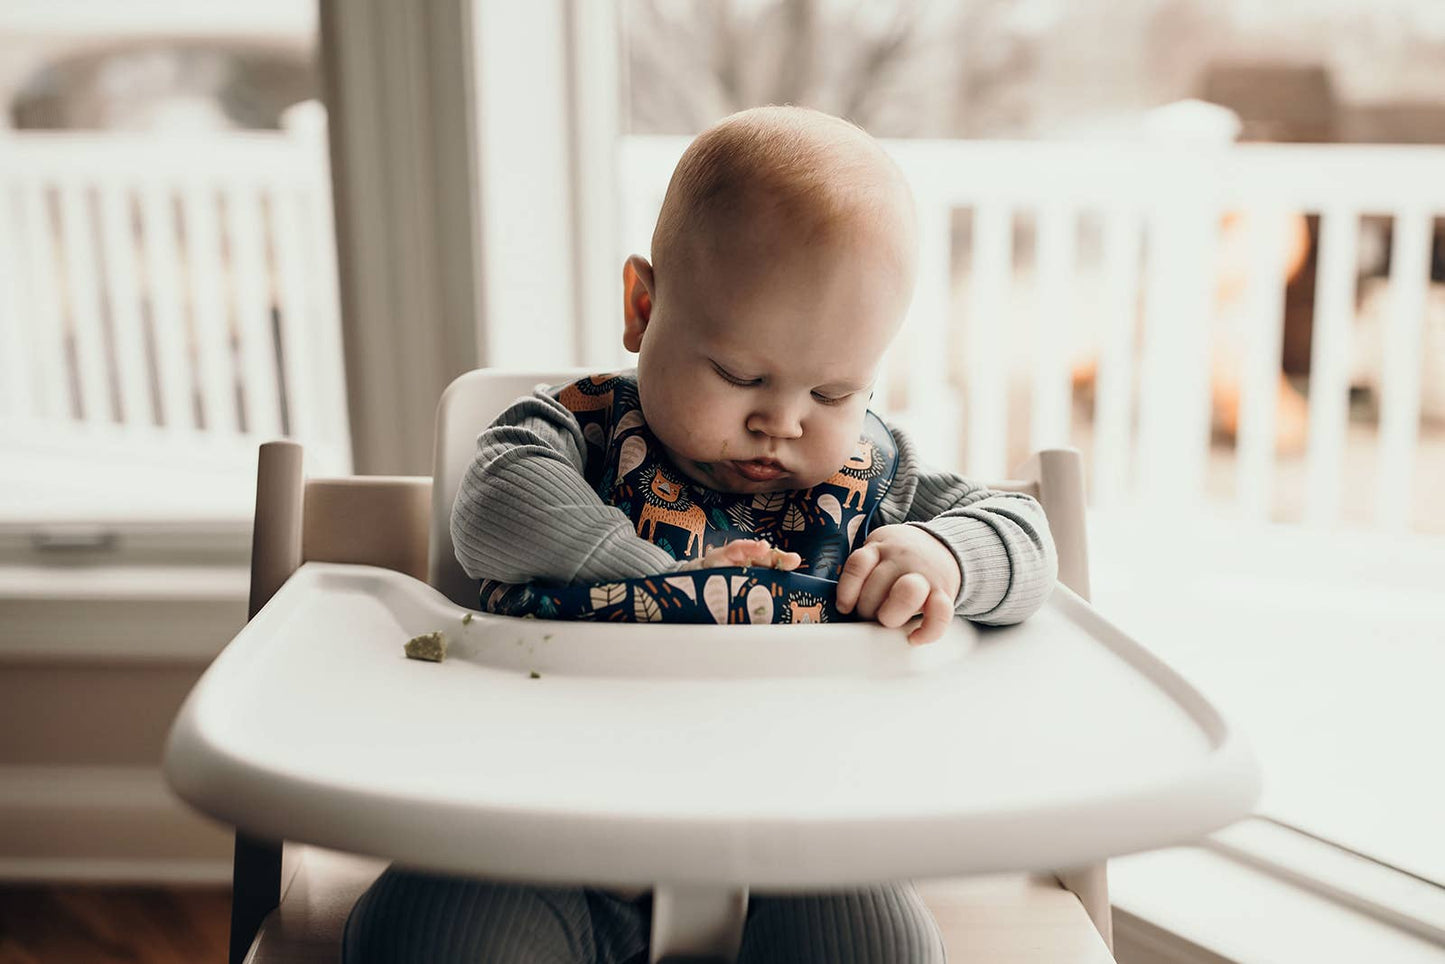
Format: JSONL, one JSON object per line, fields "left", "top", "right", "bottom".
{"left": 461, "top": 612, "right": 474, "bottom": 625}
{"left": 529, "top": 670, "right": 541, "bottom": 680}
{"left": 404, "top": 631, "right": 447, "bottom": 662}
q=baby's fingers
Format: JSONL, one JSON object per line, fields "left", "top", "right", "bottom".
{"left": 703, "top": 539, "right": 768, "bottom": 567}
{"left": 699, "top": 540, "right": 801, "bottom": 571}
{"left": 734, "top": 541, "right": 801, "bottom": 570}
{"left": 907, "top": 589, "right": 955, "bottom": 646}
{"left": 835, "top": 544, "right": 880, "bottom": 614}
{"left": 769, "top": 549, "right": 802, "bottom": 571}
{"left": 876, "top": 572, "right": 930, "bottom": 628}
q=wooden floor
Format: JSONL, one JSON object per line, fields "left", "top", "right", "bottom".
{"left": 0, "top": 885, "right": 231, "bottom": 964}
{"left": 0, "top": 878, "right": 1117, "bottom": 963}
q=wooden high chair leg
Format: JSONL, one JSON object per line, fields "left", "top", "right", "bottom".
{"left": 230, "top": 835, "right": 284, "bottom": 964}
{"left": 229, "top": 441, "right": 306, "bottom": 964}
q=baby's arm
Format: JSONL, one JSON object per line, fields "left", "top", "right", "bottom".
{"left": 450, "top": 389, "right": 680, "bottom": 584}
{"left": 836, "top": 424, "right": 1058, "bottom": 642}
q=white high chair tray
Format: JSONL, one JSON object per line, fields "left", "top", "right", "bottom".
{"left": 165, "top": 562, "right": 1258, "bottom": 889}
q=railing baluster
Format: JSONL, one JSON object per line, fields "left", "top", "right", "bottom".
{"left": 1375, "top": 209, "right": 1432, "bottom": 531}
{"left": 905, "top": 203, "right": 958, "bottom": 468}
{"left": 99, "top": 183, "right": 153, "bottom": 427}
{"left": 1304, "top": 208, "right": 1358, "bottom": 527}
{"left": 966, "top": 203, "right": 1012, "bottom": 479}
{"left": 139, "top": 184, "right": 196, "bottom": 431}
{"left": 1235, "top": 208, "right": 1292, "bottom": 522}
{"left": 19, "top": 181, "right": 71, "bottom": 420}
{"left": 1093, "top": 209, "right": 1141, "bottom": 508}
{"left": 0, "top": 184, "right": 31, "bottom": 420}
{"left": 1137, "top": 179, "right": 1217, "bottom": 511}
{"left": 270, "top": 188, "right": 316, "bottom": 442}
{"left": 300, "top": 148, "right": 351, "bottom": 472}
{"left": 225, "top": 183, "right": 283, "bottom": 438}
{"left": 181, "top": 181, "right": 239, "bottom": 434}
{"left": 1031, "top": 203, "right": 1076, "bottom": 452}
{"left": 613, "top": 147, "right": 669, "bottom": 373}
{"left": 57, "top": 179, "right": 111, "bottom": 425}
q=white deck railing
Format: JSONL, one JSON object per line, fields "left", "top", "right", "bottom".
{"left": 620, "top": 137, "right": 1445, "bottom": 533}
{"left": 3, "top": 126, "right": 1439, "bottom": 534}
{"left": 0, "top": 105, "right": 350, "bottom": 488}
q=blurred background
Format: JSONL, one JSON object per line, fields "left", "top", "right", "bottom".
{"left": 1, "top": 1, "right": 1442, "bottom": 961}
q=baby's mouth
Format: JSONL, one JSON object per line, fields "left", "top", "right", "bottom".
{"left": 729, "top": 458, "right": 786, "bottom": 482}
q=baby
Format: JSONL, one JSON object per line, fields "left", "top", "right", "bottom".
{"left": 345, "top": 107, "right": 1057, "bottom": 964}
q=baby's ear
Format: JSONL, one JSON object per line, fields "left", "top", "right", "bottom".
{"left": 622, "top": 256, "right": 654, "bottom": 352}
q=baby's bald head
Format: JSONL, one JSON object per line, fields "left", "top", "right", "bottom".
{"left": 649, "top": 106, "right": 916, "bottom": 287}
{"left": 621, "top": 108, "right": 919, "bottom": 494}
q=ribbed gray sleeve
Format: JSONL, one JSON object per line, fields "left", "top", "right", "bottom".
{"left": 449, "top": 389, "right": 679, "bottom": 584}
{"left": 874, "top": 424, "right": 1058, "bottom": 625}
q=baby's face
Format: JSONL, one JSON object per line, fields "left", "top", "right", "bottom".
{"left": 626, "top": 211, "right": 914, "bottom": 494}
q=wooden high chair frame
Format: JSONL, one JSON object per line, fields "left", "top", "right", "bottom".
{"left": 226, "top": 369, "right": 1115, "bottom": 964}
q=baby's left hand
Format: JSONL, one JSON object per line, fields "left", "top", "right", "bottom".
{"left": 836, "top": 525, "right": 961, "bottom": 645}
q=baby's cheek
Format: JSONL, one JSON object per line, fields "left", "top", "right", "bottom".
{"left": 823, "top": 423, "right": 862, "bottom": 465}
{"left": 674, "top": 392, "right": 726, "bottom": 441}
{"left": 685, "top": 421, "right": 728, "bottom": 456}
{"left": 678, "top": 422, "right": 732, "bottom": 466}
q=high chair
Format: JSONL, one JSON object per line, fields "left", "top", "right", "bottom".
{"left": 164, "top": 368, "right": 1259, "bottom": 964}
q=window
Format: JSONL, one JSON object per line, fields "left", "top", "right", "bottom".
{"left": 604, "top": 0, "right": 1445, "bottom": 944}
{"left": 0, "top": 6, "right": 347, "bottom": 536}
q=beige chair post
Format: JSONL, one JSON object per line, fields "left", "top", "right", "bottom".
{"left": 248, "top": 441, "right": 305, "bottom": 620}
{"left": 1008, "top": 448, "right": 1112, "bottom": 951}
{"left": 1031, "top": 448, "right": 1091, "bottom": 603}
{"left": 232, "top": 441, "right": 306, "bottom": 964}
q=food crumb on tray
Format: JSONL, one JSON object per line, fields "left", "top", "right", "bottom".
{"left": 404, "top": 631, "right": 447, "bottom": 662}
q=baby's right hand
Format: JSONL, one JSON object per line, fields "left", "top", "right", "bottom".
{"left": 681, "top": 538, "right": 801, "bottom": 572}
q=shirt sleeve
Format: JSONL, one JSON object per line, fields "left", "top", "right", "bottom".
{"left": 872, "top": 423, "right": 1058, "bottom": 625}
{"left": 449, "top": 387, "right": 680, "bottom": 584}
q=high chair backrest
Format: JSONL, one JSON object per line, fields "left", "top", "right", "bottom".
{"left": 428, "top": 368, "right": 591, "bottom": 606}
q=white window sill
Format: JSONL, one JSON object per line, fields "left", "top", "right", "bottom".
{"left": 1087, "top": 509, "right": 1445, "bottom": 886}
{"left": 1112, "top": 821, "right": 1445, "bottom": 963}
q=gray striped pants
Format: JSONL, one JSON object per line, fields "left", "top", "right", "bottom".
{"left": 343, "top": 868, "right": 946, "bottom": 963}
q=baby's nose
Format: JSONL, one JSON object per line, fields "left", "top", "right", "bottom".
{"left": 746, "top": 405, "right": 803, "bottom": 439}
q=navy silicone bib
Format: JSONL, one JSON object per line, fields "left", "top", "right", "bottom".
{"left": 477, "top": 373, "right": 898, "bottom": 624}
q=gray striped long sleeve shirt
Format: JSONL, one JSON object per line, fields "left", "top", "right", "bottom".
{"left": 450, "top": 386, "right": 1057, "bottom": 625}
